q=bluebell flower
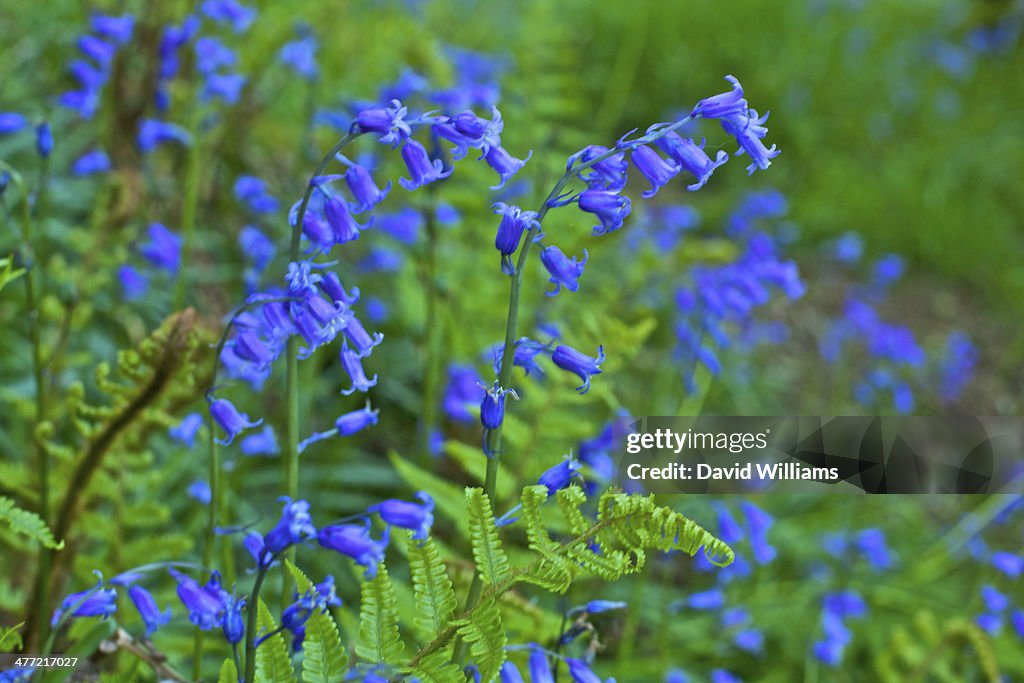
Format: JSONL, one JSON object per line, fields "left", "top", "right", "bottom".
{"left": 436, "top": 201, "right": 461, "bottom": 225}
{"left": 279, "top": 34, "right": 319, "bottom": 80}
{"left": 938, "top": 331, "right": 977, "bottom": 402}
{"left": 370, "top": 491, "right": 435, "bottom": 541}
{"left": 187, "top": 479, "right": 211, "bottom": 504}
{"left": 492, "top": 337, "right": 550, "bottom": 377}
{"left": 567, "top": 145, "right": 628, "bottom": 191}
{"left": 714, "top": 503, "right": 745, "bottom": 544}
{"left": 203, "top": 73, "right": 247, "bottom": 104}
{"left": 0, "top": 112, "right": 27, "bottom": 134}
{"left": 208, "top": 397, "right": 262, "bottom": 446}
{"left": 138, "top": 119, "right": 192, "bottom": 152}
{"left": 552, "top": 344, "right": 605, "bottom": 394}
{"left": 201, "top": 0, "right": 256, "bottom": 32}
{"left": 982, "top": 585, "right": 1008, "bottom": 613}
{"left": 444, "top": 365, "right": 484, "bottom": 422}
{"left": 433, "top": 107, "right": 503, "bottom": 160}
{"left": 733, "top": 628, "right": 764, "bottom": 655}
{"left": 720, "top": 607, "right": 750, "bottom": 628}
{"left": 360, "top": 247, "right": 403, "bottom": 272}
{"left": 356, "top": 100, "right": 412, "bottom": 147}
{"left": 346, "top": 165, "right": 391, "bottom": 213}
{"left": 222, "top": 595, "right": 245, "bottom": 644}
{"left": 51, "top": 574, "right": 118, "bottom": 626}
{"left": 631, "top": 145, "right": 680, "bottom": 198}
{"left": 158, "top": 16, "right": 201, "bottom": 82}
{"left": 500, "top": 662, "right": 525, "bottom": 683}
{"left": 35, "top": 122, "right": 53, "bottom": 158}
{"left": 235, "top": 175, "right": 279, "bottom": 213}
{"left": 128, "top": 585, "right": 171, "bottom": 637}
{"left": 72, "top": 149, "right": 111, "bottom": 176}
{"left": 710, "top": 670, "right": 742, "bottom": 683}
{"left": 976, "top": 613, "right": 1002, "bottom": 636}
{"left": 822, "top": 591, "right": 867, "bottom": 619}
{"left": 342, "top": 311, "right": 384, "bottom": 357}
{"left": 264, "top": 497, "right": 317, "bottom": 554}
{"left": 138, "top": 223, "right": 181, "bottom": 274}
{"left": 538, "top": 455, "right": 582, "bottom": 496}
{"left": 240, "top": 425, "right": 280, "bottom": 456}
{"left": 195, "top": 37, "right": 237, "bottom": 75}
{"left": 741, "top": 502, "right": 776, "bottom": 564}
{"left": 832, "top": 232, "right": 863, "bottom": 264}
{"left": 568, "top": 600, "right": 627, "bottom": 616}
{"left": 319, "top": 271, "right": 360, "bottom": 305}
{"left": 399, "top": 139, "right": 452, "bottom": 190}
{"left": 335, "top": 403, "right": 379, "bottom": 435}
{"left": 1, "top": 668, "right": 35, "bottom": 682}
{"left": 493, "top": 203, "right": 540, "bottom": 274}
{"left": 528, "top": 647, "right": 554, "bottom": 683}
{"left": 566, "top": 659, "right": 607, "bottom": 683}
{"left": 991, "top": 551, "right": 1022, "bottom": 578}
{"left": 118, "top": 265, "right": 148, "bottom": 300}
{"left": 78, "top": 35, "right": 116, "bottom": 67}
{"left": 484, "top": 145, "right": 531, "bottom": 189}
{"left": 855, "top": 528, "right": 892, "bottom": 571}
{"left": 1012, "top": 610, "right": 1024, "bottom": 639}
{"left": 91, "top": 13, "right": 134, "bottom": 44}
{"left": 721, "top": 110, "right": 779, "bottom": 174}
{"left": 686, "top": 588, "right": 725, "bottom": 610}
{"left": 169, "top": 412, "right": 203, "bottom": 447}
{"left": 692, "top": 75, "right": 747, "bottom": 120}
{"left": 540, "top": 245, "right": 587, "bottom": 296}
{"left": 318, "top": 521, "right": 389, "bottom": 578}
{"left": 376, "top": 207, "right": 422, "bottom": 244}
{"left": 578, "top": 189, "right": 631, "bottom": 236}
{"left": 480, "top": 381, "right": 517, "bottom": 431}
{"left": 323, "top": 194, "right": 370, "bottom": 244}
{"left": 665, "top": 670, "right": 689, "bottom": 683}
{"left": 656, "top": 133, "right": 729, "bottom": 191}
{"left": 340, "top": 343, "right": 379, "bottom": 395}
{"left": 169, "top": 569, "right": 229, "bottom": 630}
{"left": 59, "top": 89, "right": 101, "bottom": 120}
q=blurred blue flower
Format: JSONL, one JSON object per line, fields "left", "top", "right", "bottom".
{"left": 169, "top": 569, "right": 228, "bottom": 630}
{"left": 201, "top": 0, "right": 256, "bottom": 33}
{"left": 855, "top": 528, "right": 893, "bottom": 571}
{"left": 118, "top": 265, "right": 148, "bottom": 300}
{"left": 170, "top": 412, "right": 203, "bottom": 447}
{"left": 444, "top": 365, "right": 484, "bottom": 422}
{"left": 187, "top": 479, "right": 211, "bottom": 504}
{"left": 35, "top": 122, "right": 53, "bottom": 158}
{"left": 51, "top": 574, "right": 117, "bottom": 626}
{"left": 72, "top": 148, "right": 111, "bottom": 175}
{"left": 91, "top": 13, "right": 134, "bottom": 44}
{"left": 139, "top": 223, "right": 182, "bottom": 275}
{"left": 138, "top": 119, "right": 192, "bottom": 152}
{"left": 240, "top": 425, "right": 280, "bottom": 456}
{"left": 279, "top": 33, "right": 319, "bottom": 80}
{"left": 0, "top": 112, "right": 27, "bottom": 134}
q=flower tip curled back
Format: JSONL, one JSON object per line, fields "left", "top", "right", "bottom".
{"left": 552, "top": 344, "right": 605, "bottom": 394}
{"left": 208, "top": 397, "right": 262, "bottom": 445}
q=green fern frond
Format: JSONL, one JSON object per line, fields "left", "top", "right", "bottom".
{"left": 218, "top": 658, "right": 239, "bottom": 683}
{"left": 285, "top": 561, "right": 347, "bottom": 683}
{"left": 452, "top": 598, "right": 506, "bottom": 683}
{"left": 404, "top": 650, "right": 464, "bottom": 683}
{"left": 356, "top": 563, "right": 406, "bottom": 666}
{"left": 255, "top": 599, "right": 295, "bottom": 683}
{"left": 465, "top": 487, "right": 511, "bottom": 585}
{"left": 0, "top": 496, "right": 64, "bottom": 549}
{"left": 407, "top": 533, "right": 457, "bottom": 640}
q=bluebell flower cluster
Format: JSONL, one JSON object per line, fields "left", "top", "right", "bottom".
{"left": 279, "top": 27, "right": 320, "bottom": 81}
{"left": 58, "top": 14, "right": 135, "bottom": 120}
{"left": 813, "top": 590, "right": 867, "bottom": 666}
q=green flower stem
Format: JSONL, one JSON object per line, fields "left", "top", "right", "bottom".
{"left": 419, "top": 195, "right": 443, "bottom": 462}
{"left": 242, "top": 552, "right": 281, "bottom": 683}
{"left": 458, "top": 118, "right": 695, "bottom": 654}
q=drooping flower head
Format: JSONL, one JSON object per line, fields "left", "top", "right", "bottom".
{"left": 578, "top": 189, "right": 631, "bottom": 236}
{"left": 370, "top": 491, "right": 435, "bottom": 541}
{"left": 318, "top": 521, "right": 390, "bottom": 578}
{"left": 493, "top": 202, "right": 540, "bottom": 274}
{"left": 51, "top": 573, "right": 118, "bottom": 627}
{"left": 540, "top": 245, "right": 588, "bottom": 296}
{"left": 537, "top": 454, "right": 582, "bottom": 496}
{"left": 355, "top": 99, "right": 412, "bottom": 148}
{"left": 208, "top": 397, "right": 262, "bottom": 446}
{"left": 128, "top": 585, "right": 172, "bottom": 636}
{"left": 263, "top": 497, "right": 317, "bottom": 554}
{"left": 552, "top": 344, "right": 605, "bottom": 394}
